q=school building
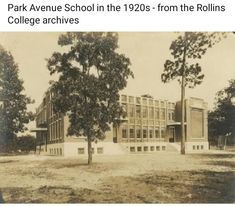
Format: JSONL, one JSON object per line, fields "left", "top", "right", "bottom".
{"left": 32, "top": 90, "right": 209, "bottom": 156}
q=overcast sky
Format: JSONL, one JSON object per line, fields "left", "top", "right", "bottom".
{"left": 0, "top": 32, "right": 234, "bottom": 114}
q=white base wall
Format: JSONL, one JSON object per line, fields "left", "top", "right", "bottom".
{"left": 36, "top": 143, "right": 64, "bottom": 156}
{"left": 63, "top": 141, "right": 126, "bottom": 156}
{"left": 36, "top": 141, "right": 209, "bottom": 156}
{"left": 185, "top": 141, "right": 209, "bottom": 153}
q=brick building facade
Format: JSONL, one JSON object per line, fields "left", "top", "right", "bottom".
{"left": 32, "top": 91, "right": 209, "bottom": 156}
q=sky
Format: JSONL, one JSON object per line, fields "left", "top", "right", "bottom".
{"left": 0, "top": 32, "right": 234, "bottom": 116}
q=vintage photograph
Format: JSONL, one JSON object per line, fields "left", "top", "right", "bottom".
{"left": 0, "top": 32, "right": 234, "bottom": 203}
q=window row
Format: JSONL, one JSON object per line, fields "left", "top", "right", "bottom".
{"left": 49, "top": 119, "right": 63, "bottom": 141}
{"left": 78, "top": 147, "right": 104, "bottom": 154}
{"left": 122, "top": 126, "right": 166, "bottom": 139}
{"left": 121, "top": 95, "right": 169, "bottom": 108}
{"left": 130, "top": 145, "right": 166, "bottom": 152}
{"left": 122, "top": 104, "right": 168, "bottom": 120}
{"left": 49, "top": 148, "right": 63, "bottom": 156}
{"left": 192, "top": 145, "right": 204, "bottom": 150}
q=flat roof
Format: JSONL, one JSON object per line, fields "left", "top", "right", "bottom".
{"left": 30, "top": 128, "right": 47, "bottom": 132}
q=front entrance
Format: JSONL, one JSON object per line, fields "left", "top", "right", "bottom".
{"left": 168, "top": 127, "right": 175, "bottom": 142}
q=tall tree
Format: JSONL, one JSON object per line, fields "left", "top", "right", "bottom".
{"left": 47, "top": 32, "right": 133, "bottom": 164}
{"left": 208, "top": 79, "right": 235, "bottom": 145}
{"left": 161, "top": 32, "right": 223, "bottom": 154}
{"left": 0, "top": 45, "right": 34, "bottom": 153}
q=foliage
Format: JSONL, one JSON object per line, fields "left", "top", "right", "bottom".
{"left": 0, "top": 45, "right": 34, "bottom": 152}
{"left": 16, "top": 134, "right": 36, "bottom": 152}
{"left": 161, "top": 32, "right": 223, "bottom": 88}
{"left": 47, "top": 32, "right": 133, "bottom": 163}
{"left": 161, "top": 32, "right": 224, "bottom": 154}
{"left": 208, "top": 79, "right": 235, "bottom": 145}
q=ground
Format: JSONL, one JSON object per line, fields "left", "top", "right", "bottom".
{"left": 0, "top": 151, "right": 234, "bottom": 203}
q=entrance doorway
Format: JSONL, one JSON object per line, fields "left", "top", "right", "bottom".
{"left": 169, "top": 127, "right": 175, "bottom": 142}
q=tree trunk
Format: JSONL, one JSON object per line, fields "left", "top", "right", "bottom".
{"left": 181, "top": 75, "right": 186, "bottom": 154}
{"left": 87, "top": 137, "right": 92, "bottom": 165}
{"left": 180, "top": 33, "right": 187, "bottom": 155}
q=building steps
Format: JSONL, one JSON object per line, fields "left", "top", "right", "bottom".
{"left": 167, "top": 143, "right": 181, "bottom": 152}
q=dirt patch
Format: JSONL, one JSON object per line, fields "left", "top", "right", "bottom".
{"left": 0, "top": 152, "right": 234, "bottom": 203}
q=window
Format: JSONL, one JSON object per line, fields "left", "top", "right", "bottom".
{"left": 155, "top": 108, "right": 159, "bottom": 119}
{"left": 149, "top": 107, "right": 154, "bottom": 119}
{"left": 201, "top": 145, "right": 204, "bottom": 150}
{"left": 136, "top": 105, "right": 141, "bottom": 118}
{"left": 193, "top": 145, "right": 196, "bottom": 150}
{"left": 143, "top": 127, "right": 147, "bottom": 138}
{"left": 144, "top": 146, "right": 148, "bottom": 152}
{"left": 122, "top": 126, "right": 128, "bottom": 138}
{"left": 155, "top": 128, "right": 159, "bottom": 138}
{"left": 142, "top": 106, "right": 148, "bottom": 118}
{"left": 130, "top": 147, "right": 135, "bottom": 152}
{"left": 97, "top": 147, "right": 103, "bottom": 154}
{"left": 129, "top": 96, "right": 134, "bottom": 103}
{"left": 161, "top": 128, "right": 166, "bottom": 138}
{"left": 122, "top": 103, "right": 128, "bottom": 117}
{"left": 129, "top": 105, "right": 135, "bottom": 117}
{"left": 78, "top": 148, "right": 85, "bottom": 154}
{"left": 197, "top": 145, "right": 200, "bottom": 150}
{"left": 129, "top": 127, "right": 135, "bottom": 138}
{"left": 137, "top": 146, "right": 142, "bottom": 152}
{"left": 149, "top": 128, "right": 154, "bottom": 138}
{"left": 155, "top": 100, "right": 159, "bottom": 107}
{"left": 136, "top": 97, "right": 141, "bottom": 104}
{"left": 161, "top": 101, "right": 165, "bottom": 107}
{"left": 156, "top": 146, "right": 160, "bottom": 151}
{"left": 142, "top": 98, "right": 147, "bottom": 105}
{"left": 136, "top": 127, "right": 141, "bottom": 138}
{"left": 150, "top": 146, "right": 155, "bottom": 151}
{"left": 162, "top": 146, "right": 166, "bottom": 151}
{"left": 160, "top": 109, "right": 166, "bottom": 120}
{"left": 121, "top": 95, "right": 127, "bottom": 102}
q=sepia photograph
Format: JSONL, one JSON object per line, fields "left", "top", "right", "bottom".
{"left": 0, "top": 32, "right": 234, "bottom": 203}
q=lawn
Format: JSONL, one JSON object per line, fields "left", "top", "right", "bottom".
{"left": 0, "top": 151, "right": 234, "bottom": 203}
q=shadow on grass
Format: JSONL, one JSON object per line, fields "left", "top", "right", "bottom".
{"left": 205, "top": 160, "right": 235, "bottom": 169}
{"left": 189, "top": 170, "right": 235, "bottom": 203}
{"left": 189, "top": 153, "right": 235, "bottom": 159}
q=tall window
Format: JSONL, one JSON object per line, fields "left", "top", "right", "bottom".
{"left": 122, "top": 126, "right": 128, "bottom": 138}
{"left": 136, "top": 126, "right": 141, "bottom": 138}
{"left": 122, "top": 103, "right": 128, "bottom": 117}
{"left": 149, "top": 107, "right": 154, "bottom": 119}
{"left": 149, "top": 127, "right": 154, "bottom": 138}
{"left": 129, "top": 126, "right": 135, "bottom": 138}
{"left": 160, "top": 109, "right": 166, "bottom": 120}
{"left": 129, "top": 105, "right": 135, "bottom": 117}
{"left": 155, "top": 127, "right": 159, "bottom": 138}
{"left": 161, "top": 127, "right": 166, "bottom": 138}
{"left": 143, "top": 127, "right": 148, "bottom": 138}
{"left": 142, "top": 106, "right": 148, "bottom": 118}
{"left": 136, "top": 105, "right": 141, "bottom": 118}
{"left": 155, "top": 108, "right": 159, "bottom": 119}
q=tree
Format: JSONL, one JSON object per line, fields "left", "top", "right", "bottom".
{"left": 208, "top": 79, "right": 235, "bottom": 145}
{"left": 0, "top": 45, "right": 34, "bottom": 153}
{"left": 161, "top": 32, "right": 223, "bottom": 154}
{"left": 47, "top": 32, "right": 133, "bottom": 164}
{"left": 16, "top": 134, "right": 36, "bottom": 152}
